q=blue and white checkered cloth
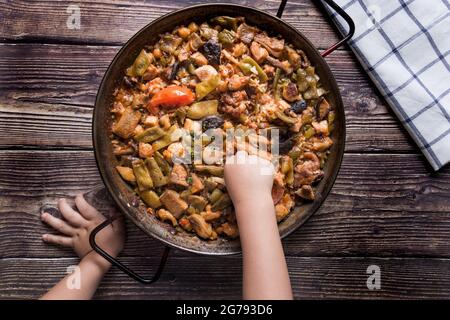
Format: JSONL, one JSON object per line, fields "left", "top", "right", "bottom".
{"left": 322, "top": 0, "right": 450, "bottom": 170}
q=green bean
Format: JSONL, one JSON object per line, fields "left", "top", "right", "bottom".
{"left": 140, "top": 190, "right": 161, "bottom": 209}
{"left": 134, "top": 126, "right": 165, "bottom": 142}
{"left": 194, "top": 165, "right": 224, "bottom": 176}
{"left": 209, "top": 188, "right": 223, "bottom": 204}
{"left": 275, "top": 110, "right": 298, "bottom": 125}
{"left": 153, "top": 151, "right": 171, "bottom": 175}
{"left": 273, "top": 68, "right": 281, "bottom": 100}
{"left": 152, "top": 125, "right": 178, "bottom": 151}
{"left": 145, "top": 158, "right": 168, "bottom": 187}
{"left": 127, "top": 49, "right": 153, "bottom": 77}
{"left": 239, "top": 57, "right": 268, "bottom": 83}
{"left": 210, "top": 16, "right": 240, "bottom": 30}
{"left": 195, "top": 74, "right": 220, "bottom": 100}
{"left": 187, "top": 100, "right": 218, "bottom": 119}
{"left": 132, "top": 160, "right": 153, "bottom": 191}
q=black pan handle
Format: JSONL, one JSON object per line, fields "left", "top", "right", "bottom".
{"left": 89, "top": 218, "right": 170, "bottom": 284}
{"left": 277, "top": 0, "right": 355, "bottom": 57}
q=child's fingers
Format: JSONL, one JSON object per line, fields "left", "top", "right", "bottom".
{"left": 41, "top": 212, "right": 76, "bottom": 236}
{"left": 42, "top": 234, "right": 73, "bottom": 247}
{"left": 58, "top": 198, "right": 87, "bottom": 227}
{"left": 74, "top": 194, "right": 102, "bottom": 220}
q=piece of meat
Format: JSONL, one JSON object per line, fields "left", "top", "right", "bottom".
{"left": 271, "top": 183, "right": 285, "bottom": 205}
{"left": 311, "top": 136, "right": 333, "bottom": 152}
{"left": 191, "top": 52, "right": 208, "bottom": 66}
{"left": 250, "top": 41, "right": 268, "bottom": 64}
{"left": 169, "top": 164, "right": 189, "bottom": 187}
{"left": 112, "top": 107, "right": 141, "bottom": 139}
{"left": 275, "top": 193, "right": 295, "bottom": 222}
{"left": 232, "top": 42, "right": 248, "bottom": 57}
{"left": 160, "top": 190, "right": 188, "bottom": 218}
{"left": 295, "top": 185, "right": 315, "bottom": 200}
{"left": 142, "top": 64, "right": 159, "bottom": 81}
{"left": 254, "top": 33, "right": 284, "bottom": 57}
{"left": 312, "top": 120, "right": 329, "bottom": 136}
{"left": 282, "top": 82, "right": 299, "bottom": 102}
{"left": 266, "top": 56, "right": 293, "bottom": 74}
{"left": 316, "top": 97, "right": 331, "bottom": 121}
{"left": 156, "top": 209, "right": 177, "bottom": 226}
{"left": 201, "top": 205, "right": 221, "bottom": 222}
{"left": 294, "top": 153, "right": 324, "bottom": 186}
{"left": 190, "top": 173, "right": 204, "bottom": 194}
{"left": 194, "top": 65, "right": 218, "bottom": 81}
{"left": 217, "top": 222, "right": 239, "bottom": 238}
{"left": 227, "top": 74, "right": 250, "bottom": 91}
{"left": 188, "top": 214, "right": 215, "bottom": 240}
{"left": 138, "top": 142, "right": 154, "bottom": 158}
{"left": 220, "top": 90, "right": 248, "bottom": 107}
{"left": 237, "top": 23, "right": 258, "bottom": 44}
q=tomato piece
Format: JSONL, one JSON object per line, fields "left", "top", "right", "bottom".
{"left": 147, "top": 86, "right": 195, "bottom": 113}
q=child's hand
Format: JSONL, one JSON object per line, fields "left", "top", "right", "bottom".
{"left": 41, "top": 194, "right": 125, "bottom": 261}
{"left": 224, "top": 150, "right": 275, "bottom": 207}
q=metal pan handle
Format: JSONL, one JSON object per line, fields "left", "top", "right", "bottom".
{"left": 89, "top": 218, "right": 170, "bottom": 284}
{"left": 277, "top": 0, "right": 355, "bottom": 57}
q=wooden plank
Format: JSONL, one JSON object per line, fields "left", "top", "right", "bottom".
{"left": 0, "top": 43, "right": 415, "bottom": 152}
{"left": 0, "top": 0, "right": 340, "bottom": 49}
{"left": 0, "top": 150, "right": 449, "bottom": 259}
{"left": 0, "top": 256, "right": 449, "bottom": 299}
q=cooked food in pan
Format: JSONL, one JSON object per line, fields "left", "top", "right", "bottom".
{"left": 109, "top": 16, "right": 334, "bottom": 240}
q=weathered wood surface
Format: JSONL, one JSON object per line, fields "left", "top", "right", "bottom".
{"left": 1, "top": 256, "right": 449, "bottom": 299}
{"left": 0, "top": 43, "right": 415, "bottom": 152}
{"left": 0, "top": 150, "right": 448, "bottom": 260}
{"left": 0, "top": 0, "right": 340, "bottom": 48}
{"left": 0, "top": 0, "right": 449, "bottom": 299}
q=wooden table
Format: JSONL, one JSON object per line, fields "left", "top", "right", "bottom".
{"left": 1, "top": 0, "right": 449, "bottom": 299}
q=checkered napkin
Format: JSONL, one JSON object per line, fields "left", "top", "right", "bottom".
{"left": 322, "top": 0, "right": 450, "bottom": 170}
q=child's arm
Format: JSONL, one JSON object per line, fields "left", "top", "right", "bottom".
{"left": 224, "top": 151, "right": 293, "bottom": 300}
{"left": 40, "top": 194, "right": 125, "bottom": 300}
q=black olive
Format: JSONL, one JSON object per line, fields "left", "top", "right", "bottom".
{"left": 168, "top": 61, "right": 180, "bottom": 81}
{"left": 200, "top": 40, "right": 222, "bottom": 66}
{"left": 290, "top": 100, "right": 307, "bottom": 114}
{"left": 202, "top": 116, "right": 224, "bottom": 131}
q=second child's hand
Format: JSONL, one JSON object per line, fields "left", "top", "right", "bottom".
{"left": 225, "top": 151, "right": 293, "bottom": 300}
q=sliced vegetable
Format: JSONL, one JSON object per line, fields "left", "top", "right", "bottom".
{"left": 132, "top": 159, "right": 153, "bottom": 191}
{"left": 160, "top": 190, "right": 188, "bottom": 218}
{"left": 112, "top": 108, "right": 141, "bottom": 139}
{"left": 140, "top": 190, "right": 162, "bottom": 209}
{"left": 147, "top": 86, "right": 195, "bottom": 113}
{"left": 153, "top": 151, "right": 171, "bottom": 175}
{"left": 209, "top": 188, "right": 223, "bottom": 204}
{"left": 211, "top": 193, "right": 232, "bottom": 211}
{"left": 194, "top": 165, "right": 224, "bottom": 176}
{"left": 115, "top": 166, "right": 136, "bottom": 182}
{"left": 218, "top": 29, "right": 236, "bottom": 45}
{"left": 187, "top": 100, "right": 218, "bottom": 119}
{"left": 146, "top": 158, "right": 168, "bottom": 187}
{"left": 238, "top": 57, "right": 268, "bottom": 83}
{"left": 152, "top": 125, "right": 179, "bottom": 151}
{"left": 188, "top": 214, "right": 214, "bottom": 239}
{"left": 134, "top": 126, "right": 165, "bottom": 143}
{"left": 187, "top": 195, "right": 208, "bottom": 212}
{"left": 195, "top": 74, "right": 220, "bottom": 100}
{"left": 127, "top": 49, "right": 153, "bottom": 77}
{"left": 280, "top": 156, "right": 294, "bottom": 185}
{"left": 210, "top": 16, "right": 241, "bottom": 30}
{"left": 190, "top": 173, "right": 204, "bottom": 194}
{"left": 275, "top": 110, "right": 297, "bottom": 125}
{"left": 273, "top": 68, "right": 281, "bottom": 100}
